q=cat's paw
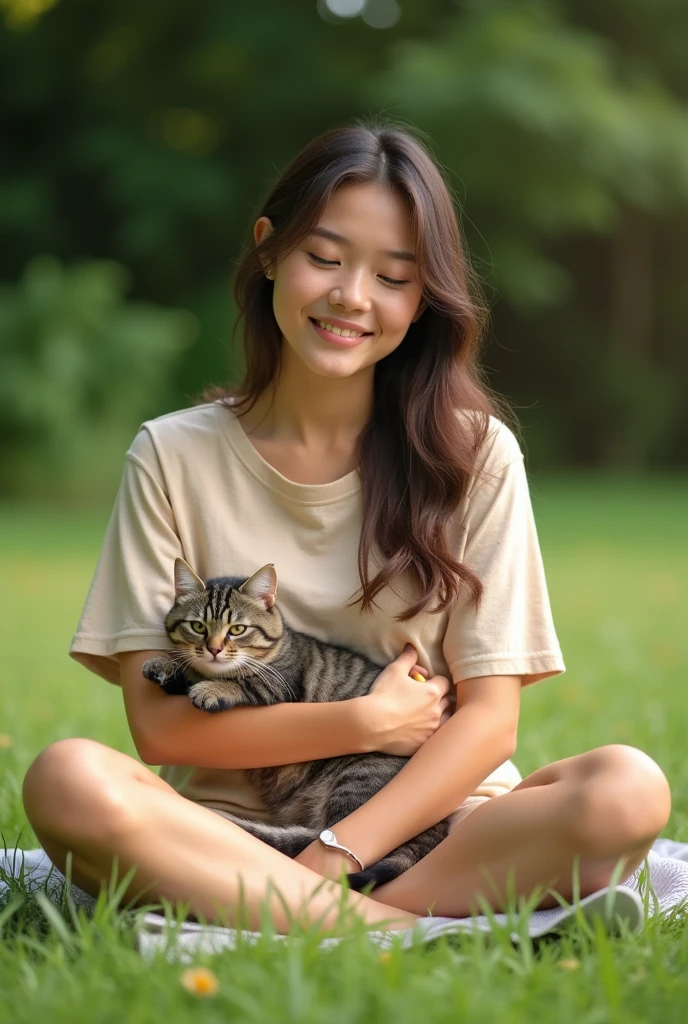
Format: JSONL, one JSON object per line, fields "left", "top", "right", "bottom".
{"left": 188, "top": 680, "right": 247, "bottom": 714}
{"left": 142, "top": 655, "right": 176, "bottom": 686}
{"left": 346, "top": 859, "right": 401, "bottom": 892}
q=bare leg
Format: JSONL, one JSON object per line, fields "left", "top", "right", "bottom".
{"left": 373, "top": 744, "right": 672, "bottom": 917}
{"left": 22, "top": 740, "right": 671, "bottom": 931}
{"left": 22, "top": 739, "right": 417, "bottom": 933}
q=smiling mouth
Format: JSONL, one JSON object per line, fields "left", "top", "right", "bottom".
{"left": 309, "top": 317, "right": 373, "bottom": 339}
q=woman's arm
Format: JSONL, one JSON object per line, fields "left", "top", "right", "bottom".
{"left": 295, "top": 675, "right": 521, "bottom": 875}
{"left": 119, "top": 646, "right": 450, "bottom": 768}
{"left": 121, "top": 651, "right": 371, "bottom": 767}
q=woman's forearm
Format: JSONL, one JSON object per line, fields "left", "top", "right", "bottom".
{"left": 147, "top": 692, "right": 371, "bottom": 768}
{"left": 120, "top": 653, "right": 371, "bottom": 768}
{"left": 330, "top": 698, "right": 517, "bottom": 870}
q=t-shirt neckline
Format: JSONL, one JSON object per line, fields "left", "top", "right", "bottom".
{"left": 215, "top": 399, "right": 362, "bottom": 505}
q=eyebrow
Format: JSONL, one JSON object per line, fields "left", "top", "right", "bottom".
{"left": 308, "top": 227, "right": 417, "bottom": 263}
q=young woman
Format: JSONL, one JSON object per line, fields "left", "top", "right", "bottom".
{"left": 22, "top": 119, "right": 671, "bottom": 935}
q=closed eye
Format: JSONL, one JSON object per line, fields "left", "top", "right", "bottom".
{"left": 307, "top": 253, "right": 409, "bottom": 287}
{"left": 308, "top": 253, "right": 337, "bottom": 267}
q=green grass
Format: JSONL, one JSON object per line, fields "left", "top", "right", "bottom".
{"left": 1, "top": 476, "right": 688, "bottom": 1022}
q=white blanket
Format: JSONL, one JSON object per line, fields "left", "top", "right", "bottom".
{"left": 2, "top": 840, "right": 687, "bottom": 961}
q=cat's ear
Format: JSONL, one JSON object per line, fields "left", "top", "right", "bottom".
{"left": 174, "top": 558, "right": 206, "bottom": 598}
{"left": 239, "top": 564, "right": 277, "bottom": 610}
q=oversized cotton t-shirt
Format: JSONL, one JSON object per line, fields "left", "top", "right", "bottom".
{"left": 70, "top": 400, "right": 565, "bottom": 821}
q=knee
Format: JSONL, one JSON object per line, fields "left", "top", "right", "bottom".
{"left": 567, "top": 744, "right": 672, "bottom": 856}
{"left": 22, "top": 738, "right": 138, "bottom": 845}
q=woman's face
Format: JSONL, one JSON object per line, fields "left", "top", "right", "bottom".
{"left": 253, "top": 182, "right": 426, "bottom": 380}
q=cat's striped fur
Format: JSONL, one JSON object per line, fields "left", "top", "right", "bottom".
{"left": 142, "top": 558, "right": 450, "bottom": 891}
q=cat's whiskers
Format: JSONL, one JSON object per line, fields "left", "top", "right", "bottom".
{"left": 169, "top": 647, "right": 197, "bottom": 661}
{"left": 255, "top": 662, "right": 297, "bottom": 701}
{"left": 240, "top": 653, "right": 281, "bottom": 680}
{"left": 242, "top": 655, "right": 297, "bottom": 702}
{"left": 247, "top": 662, "right": 293, "bottom": 702}
{"left": 168, "top": 651, "right": 199, "bottom": 671}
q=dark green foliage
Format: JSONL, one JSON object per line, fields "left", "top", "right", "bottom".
{"left": 2, "top": 0, "right": 687, "bottom": 498}
{"left": 0, "top": 255, "right": 197, "bottom": 499}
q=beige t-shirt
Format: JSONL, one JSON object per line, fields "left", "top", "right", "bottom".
{"left": 70, "top": 400, "right": 565, "bottom": 820}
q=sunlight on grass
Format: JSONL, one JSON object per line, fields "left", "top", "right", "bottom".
{"left": 1, "top": 476, "right": 687, "bottom": 1020}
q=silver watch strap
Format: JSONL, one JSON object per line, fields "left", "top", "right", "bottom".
{"left": 318, "top": 829, "right": 364, "bottom": 871}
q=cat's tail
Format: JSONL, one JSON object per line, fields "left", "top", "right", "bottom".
{"left": 220, "top": 815, "right": 318, "bottom": 859}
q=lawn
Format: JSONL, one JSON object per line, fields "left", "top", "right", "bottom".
{"left": 1, "top": 476, "right": 688, "bottom": 1022}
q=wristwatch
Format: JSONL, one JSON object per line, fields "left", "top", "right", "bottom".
{"left": 318, "top": 829, "right": 364, "bottom": 871}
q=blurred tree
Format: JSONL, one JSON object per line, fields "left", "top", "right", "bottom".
{"left": 0, "top": 0, "right": 450, "bottom": 403}
{"left": 1, "top": 0, "right": 687, "bottom": 491}
{"left": 0, "top": 255, "right": 197, "bottom": 500}
{"left": 373, "top": 0, "right": 688, "bottom": 466}
{"left": 566, "top": 0, "right": 688, "bottom": 464}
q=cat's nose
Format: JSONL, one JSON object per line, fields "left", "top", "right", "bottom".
{"left": 208, "top": 643, "right": 223, "bottom": 656}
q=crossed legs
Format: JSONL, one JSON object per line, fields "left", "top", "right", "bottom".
{"left": 22, "top": 739, "right": 671, "bottom": 932}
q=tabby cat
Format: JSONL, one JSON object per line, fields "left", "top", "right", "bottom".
{"left": 142, "top": 558, "right": 451, "bottom": 891}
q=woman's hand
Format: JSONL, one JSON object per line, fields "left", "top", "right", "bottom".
{"left": 294, "top": 839, "right": 359, "bottom": 880}
{"left": 362, "top": 645, "right": 453, "bottom": 756}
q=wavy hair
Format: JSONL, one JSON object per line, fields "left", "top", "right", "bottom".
{"left": 204, "top": 117, "right": 517, "bottom": 622}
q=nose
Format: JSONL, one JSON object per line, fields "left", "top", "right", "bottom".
{"left": 329, "top": 268, "right": 371, "bottom": 314}
{"left": 208, "top": 643, "right": 223, "bottom": 657}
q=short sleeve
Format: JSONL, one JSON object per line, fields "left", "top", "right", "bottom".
{"left": 443, "top": 429, "right": 565, "bottom": 688}
{"left": 69, "top": 428, "right": 182, "bottom": 685}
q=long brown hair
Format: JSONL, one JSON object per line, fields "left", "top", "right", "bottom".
{"left": 205, "top": 117, "right": 518, "bottom": 622}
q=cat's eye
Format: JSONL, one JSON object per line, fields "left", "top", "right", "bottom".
{"left": 228, "top": 624, "right": 246, "bottom": 636}
{"left": 190, "top": 621, "right": 206, "bottom": 634}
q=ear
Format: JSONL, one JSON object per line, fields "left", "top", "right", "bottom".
{"left": 174, "top": 558, "right": 206, "bottom": 598}
{"left": 253, "top": 216, "right": 275, "bottom": 277}
{"left": 239, "top": 564, "right": 277, "bottom": 610}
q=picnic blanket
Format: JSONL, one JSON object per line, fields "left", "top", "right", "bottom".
{"left": 2, "top": 839, "right": 688, "bottom": 961}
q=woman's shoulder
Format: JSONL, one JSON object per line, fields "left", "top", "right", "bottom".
{"left": 122, "top": 401, "right": 232, "bottom": 481}
{"left": 126, "top": 400, "right": 231, "bottom": 468}
{"left": 454, "top": 409, "right": 524, "bottom": 477}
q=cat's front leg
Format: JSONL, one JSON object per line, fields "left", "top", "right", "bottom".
{"left": 141, "top": 655, "right": 189, "bottom": 695}
{"left": 187, "top": 678, "right": 254, "bottom": 714}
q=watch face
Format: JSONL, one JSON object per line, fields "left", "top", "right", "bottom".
{"left": 320, "top": 829, "right": 336, "bottom": 845}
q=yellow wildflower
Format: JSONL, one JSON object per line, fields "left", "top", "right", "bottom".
{"left": 180, "top": 966, "right": 219, "bottom": 997}
{"left": 558, "top": 958, "right": 580, "bottom": 971}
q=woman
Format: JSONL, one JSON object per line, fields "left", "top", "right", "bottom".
{"left": 22, "top": 119, "right": 671, "bottom": 935}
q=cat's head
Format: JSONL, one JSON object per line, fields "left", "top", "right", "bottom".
{"left": 164, "top": 558, "right": 283, "bottom": 678}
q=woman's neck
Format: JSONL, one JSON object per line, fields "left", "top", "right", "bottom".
{"left": 240, "top": 351, "right": 374, "bottom": 451}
